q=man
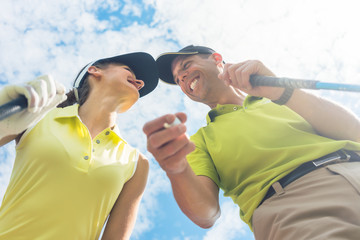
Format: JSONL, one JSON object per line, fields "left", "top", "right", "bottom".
{"left": 143, "top": 45, "right": 360, "bottom": 239}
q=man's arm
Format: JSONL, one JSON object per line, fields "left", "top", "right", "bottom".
{"left": 143, "top": 113, "right": 221, "bottom": 228}
{"left": 220, "top": 60, "right": 360, "bottom": 142}
{"left": 285, "top": 89, "right": 360, "bottom": 142}
{"left": 167, "top": 165, "right": 220, "bottom": 228}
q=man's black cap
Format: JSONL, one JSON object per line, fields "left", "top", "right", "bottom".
{"left": 156, "top": 45, "right": 215, "bottom": 85}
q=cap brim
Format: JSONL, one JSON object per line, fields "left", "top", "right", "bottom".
{"left": 99, "top": 52, "right": 158, "bottom": 97}
{"left": 156, "top": 51, "right": 199, "bottom": 85}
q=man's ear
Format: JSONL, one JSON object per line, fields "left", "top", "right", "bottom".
{"left": 212, "top": 53, "right": 223, "bottom": 66}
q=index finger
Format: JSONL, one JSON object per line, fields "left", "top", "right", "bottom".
{"left": 143, "top": 114, "right": 175, "bottom": 136}
{"left": 143, "top": 113, "right": 187, "bottom": 136}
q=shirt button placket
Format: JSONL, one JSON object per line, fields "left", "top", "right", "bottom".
{"left": 93, "top": 139, "right": 100, "bottom": 153}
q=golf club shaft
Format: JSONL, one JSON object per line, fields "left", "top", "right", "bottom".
{"left": 250, "top": 75, "right": 360, "bottom": 92}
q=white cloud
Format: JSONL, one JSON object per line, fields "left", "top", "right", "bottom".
{"left": 151, "top": 0, "right": 360, "bottom": 83}
{"left": 121, "top": 0, "right": 142, "bottom": 17}
{"left": 0, "top": 0, "right": 170, "bottom": 88}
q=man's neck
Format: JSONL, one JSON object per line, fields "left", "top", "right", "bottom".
{"left": 208, "top": 87, "right": 247, "bottom": 109}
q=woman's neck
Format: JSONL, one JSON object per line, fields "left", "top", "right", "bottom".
{"left": 78, "top": 98, "right": 118, "bottom": 139}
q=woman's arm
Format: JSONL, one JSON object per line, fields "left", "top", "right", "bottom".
{"left": 101, "top": 153, "right": 149, "bottom": 240}
{"left": 0, "top": 134, "right": 18, "bottom": 147}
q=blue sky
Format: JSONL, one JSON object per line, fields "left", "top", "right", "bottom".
{"left": 1, "top": 0, "right": 360, "bottom": 239}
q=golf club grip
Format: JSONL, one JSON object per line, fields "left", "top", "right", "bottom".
{"left": 250, "top": 75, "right": 318, "bottom": 89}
{"left": 0, "top": 95, "right": 28, "bottom": 121}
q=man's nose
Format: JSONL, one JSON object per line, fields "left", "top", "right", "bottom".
{"left": 178, "top": 70, "right": 188, "bottom": 83}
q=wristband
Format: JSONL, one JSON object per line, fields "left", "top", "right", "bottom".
{"left": 272, "top": 87, "right": 294, "bottom": 105}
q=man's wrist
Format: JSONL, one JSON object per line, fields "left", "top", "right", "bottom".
{"left": 165, "top": 161, "right": 190, "bottom": 177}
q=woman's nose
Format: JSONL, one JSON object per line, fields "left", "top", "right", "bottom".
{"left": 134, "top": 79, "right": 144, "bottom": 90}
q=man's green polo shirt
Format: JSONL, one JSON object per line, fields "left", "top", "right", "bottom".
{"left": 187, "top": 96, "right": 360, "bottom": 229}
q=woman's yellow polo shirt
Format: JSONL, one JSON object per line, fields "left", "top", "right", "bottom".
{"left": 0, "top": 104, "right": 139, "bottom": 239}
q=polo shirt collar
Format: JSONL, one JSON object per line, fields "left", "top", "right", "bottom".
{"left": 54, "top": 104, "right": 79, "bottom": 119}
{"left": 54, "top": 104, "right": 123, "bottom": 139}
{"left": 206, "top": 96, "right": 263, "bottom": 123}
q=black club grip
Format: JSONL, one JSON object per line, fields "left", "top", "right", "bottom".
{"left": 0, "top": 95, "right": 28, "bottom": 121}
{"left": 250, "top": 75, "right": 318, "bottom": 89}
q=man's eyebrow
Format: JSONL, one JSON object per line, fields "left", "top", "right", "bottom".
{"left": 176, "top": 58, "right": 185, "bottom": 70}
{"left": 180, "top": 58, "right": 186, "bottom": 66}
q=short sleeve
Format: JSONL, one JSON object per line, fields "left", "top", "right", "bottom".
{"left": 188, "top": 130, "right": 220, "bottom": 187}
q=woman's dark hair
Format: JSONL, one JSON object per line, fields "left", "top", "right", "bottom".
{"left": 57, "top": 79, "right": 91, "bottom": 108}
{"left": 57, "top": 61, "right": 120, "bottom": 108}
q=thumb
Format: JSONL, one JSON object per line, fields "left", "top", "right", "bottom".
{"left": 218, "top": 71, "right": 232, "bottom": 86}
{"left": 219, "top": 63, "right": 233, "bottom": 86}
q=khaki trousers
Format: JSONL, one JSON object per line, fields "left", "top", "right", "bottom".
{"left": 252, "top": 162, "right": 360, "bottom": 240}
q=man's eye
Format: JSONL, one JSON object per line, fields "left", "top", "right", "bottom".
{"left": 183, "top": 62, "right": 190, "bottom": 69}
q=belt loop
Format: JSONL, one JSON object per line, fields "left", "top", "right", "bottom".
{"left": 271, "top": 182, "right": 285, "bottom": 196}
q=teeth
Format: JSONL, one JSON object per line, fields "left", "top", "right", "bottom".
{"left": 190, "top": 79, "right": 198, "bottom": 90}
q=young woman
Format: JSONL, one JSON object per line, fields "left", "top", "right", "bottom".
{"left": 0, "top": 52, "right": 158, "bottom": 239}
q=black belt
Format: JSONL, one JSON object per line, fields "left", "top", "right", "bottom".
{"left": 260, "top": 150, "right": 360, "bottom": 205}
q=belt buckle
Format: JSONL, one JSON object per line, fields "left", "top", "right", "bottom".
{"left": 312, "top": 151, "right": 351, "bottom": 167}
